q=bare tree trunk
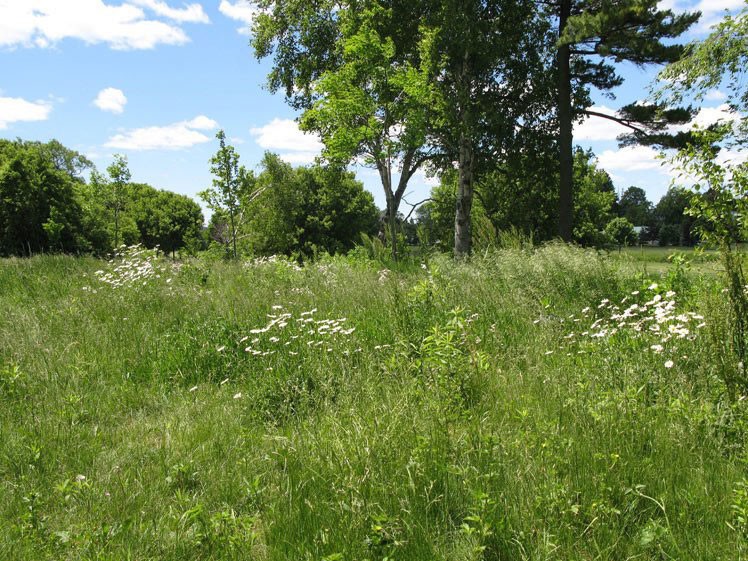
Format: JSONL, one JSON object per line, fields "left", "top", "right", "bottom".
{"left": 386, "top": 193, "right": 398, "bottom": 260}
{"left": 377, "top": 158, "right": 399, "bottom": 261}
{"left": 558, "top": 0, "right": 574, "bottom": 242}
{"left": 114, "top": 206, "right": 120, "bottom": 248}
{"left": 454, "top": 132, "right": 474, "bottom": 258}
{"left": 229, "top": 210, "right": 237, "bottom": 259}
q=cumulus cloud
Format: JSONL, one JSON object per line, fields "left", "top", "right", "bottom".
{"left": 0, "top": 0, "right": 209, "bottom": 50}
{"left": 94, "top": 87, "right": 127, "bottom": 114}
{"left": 704, "top": 89, "right": 727, "bottom": 102}
{"left": 105, "top": 115, "right": 218, "bottom": 150}
{"left": 659, "top": 0, "right": 745, "bottom": 33}
{"left": 574, "top": 106, "right": 632, "bottom": 141}
{"left": 250, "top": 118, "right": 323, "bottom": 164}
{"left": 597, "top": 145, "right": 667, "bottom": 173}
{"left": 130, "top": 0, "right": 209, "bottom": 23}
{"left": 219, "top": 0, "right": 257, "bottom": 35}
{"left": 0, "top": 96, "right": 52, "bottom": 129}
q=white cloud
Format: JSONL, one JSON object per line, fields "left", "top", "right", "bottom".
{"left": 660, "top": 0, "right": 746, "bottom": 33}
{"left": 704, "top": 89, "right": 727, "bottom": 102}
{"left": 130, "top": 0, "right": 209, "bottom": 23}
{"left": 667, "top": 103, "right": 740, "bottom": 134}
{"left": 574, "top": 105, "right": 631, "bottom": 141}
{"left": 0, "top": 96, "right": 52, "bottom": 129}
{"left": 185, "top": 115, "right": 219, "bottom": 129}
{"left": 105, "top": 114, "right": 218, "bottom": 150}
{"left": 690, "top": 103, "right": 739, "bottom": 127}
{"left": 250, "top": 118, "right": 323, "bottom": 164}
{"left": 219, "top": 0, "right": 257, "bottom": 35}
{"left": 597, "top": 145, "right": 668, "bottom": 172}
{"left": 0, "top": 0, "right": 209, "bottom": 50}
{"left": 93, "top": 87, "right": 127, "bottom": 114}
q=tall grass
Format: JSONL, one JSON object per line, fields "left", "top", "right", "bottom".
{"left": 0, "top": 246, "right": 746, "bottom": 560}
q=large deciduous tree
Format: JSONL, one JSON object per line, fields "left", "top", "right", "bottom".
{"left": 416, "top": 0, "right": 554, "bottom": 257}
{"left": 553, "top": 0, "right": 699, "bottom": 241}
{"left": 618, "top": 186, "right": 652, "bottom": 226}
{"left": 253, "top": 1, "right": 432, "bottom": 259}
{"left": 0, "top": 139, "right": 88, "bottom": 256}
{"left": 245, "top": 153, "right": 379, "bottom": 256}
{"left": 128, "top": 183, "right": 205, "bottom": 256}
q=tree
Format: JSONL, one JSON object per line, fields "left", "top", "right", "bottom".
{"left": 200, "top": 131, "right": 253, "bottom": 259}
{"left": 253, "top": 0, "right": 557, "bottom": 258}
{"left": 245, "top": 153, "right": 379, "bottom": 256}
{"left": 303, "top": 6, "right": 434, "bottom": 259}
{"left": 618, "top": 186, "right": 652, "bottom": 226}
{"left": 572, "top": 148, "right": 616, "bottom": 246}
{"left": 653, "top": 186, "right": 695, "bottom": 246}
{"left": 605, "top": 216, "right": 636, "bottom": 250}
{"left": 419, "top": 147, "right": 614, "bottom": 249}
{"left": 0, "top": 140, "right": 87, "bottom": 256}
{"left": 658, "top": 9, "right": 748, "bottom": 395}
{"left": 255, "top": 2, "right": 432, "bottom": 259}
{"left": 128, "top": 183, "right": 204, "bottom": 256}
{"left": 415, "top": 0, "right": 553, "bottom": 257}
{"left": 553, "top": 0, "right": 699, "bottom": 241}
{"left": 94, "top": 154, "right": 132, "bottom": 249}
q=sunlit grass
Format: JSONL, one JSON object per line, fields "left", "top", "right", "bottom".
{"left": 0, "top": 246, "right": 745, "bottom": 560}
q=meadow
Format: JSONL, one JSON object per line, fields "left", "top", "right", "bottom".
{"left": 1, "top": 244, "right": 747, "bottom": 560}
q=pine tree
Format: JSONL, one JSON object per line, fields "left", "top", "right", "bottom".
{"left": 552, "top": 0, "right": 699, "bottom": 241}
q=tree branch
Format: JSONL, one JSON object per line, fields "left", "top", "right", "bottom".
{"left": 401, "top": 196, "right": 432, "bottom": 222}
{"left": 582, "top": 109, "right": 648, "bottom": 135}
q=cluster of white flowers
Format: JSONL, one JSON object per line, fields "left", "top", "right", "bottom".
{"left": 538, "top": 283, "right": 705, "bottom": 369}
{"left": 232, "top": 305, "right": 359, "bottom": 358}
{"left": 91, "top": 244, "right": 171, "bottom": 289}
{"left": 244, "top": 255, "right": 302, "bottom": 271}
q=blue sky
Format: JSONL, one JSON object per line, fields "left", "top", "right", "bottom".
{"left": 0, "top": 0, "right": 744, "bottom": 216}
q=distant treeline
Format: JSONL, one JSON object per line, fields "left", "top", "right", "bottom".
{"left": 0, "top": 138, "right": 380, "bottom": 259}
{"left": 416, "top": 148, "right": 699, "bottom": 250}
{"left": 0, "top": 139, "right": 203, "bottom": 257}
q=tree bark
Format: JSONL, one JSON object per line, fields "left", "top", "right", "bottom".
{"left": 454, "top": 131, "right": 474, "bottom": 258}
{"left": 377, "top": 159, "right": 398, "bottom": 260}
{"left": 386, "top": 193, "right": 398, "bottom": 260}
{"left": 229, "top": 209, "right": 237, "bottom": 259}
{"left": 558, "top": 0, "right": 574, "bottom": 242}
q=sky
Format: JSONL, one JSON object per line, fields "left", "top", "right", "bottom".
{"left": 0, "top": 0, "right": 745, "bottom": 216}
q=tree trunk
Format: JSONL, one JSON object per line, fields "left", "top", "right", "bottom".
{"left": 376, "top": 158, "right": 399, "bottom": 261}
{"left": 558, "top": 0, "right": 573, "bottom": 242}
{"left": 114, "top": 206, "right": 120, "bottom": 248}
{"left": 454, "top": 132, "right": 474, "bottom": 258}
{"left": 229, "top": 209, "right": 237, "bottom": 259}
{"left": 387, "top": 194, "right": 398, "bottom": 260}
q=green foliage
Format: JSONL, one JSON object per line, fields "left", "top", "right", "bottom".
{"left": 420, "top": 148, "right": 615, "bottom": 249}
{"left": 254, "top": 1, "right": 433, "bottom": 259}
{"left": 618, "top": 186, "right": 652, "bottom": 226}
{"left": 660, "top": 6, "right": 748, "bottom": 396}
{"left": 0, "top": 247, "right": 746, "bottom": 559}
{"left": 105, "top": 154, "right": 131, "bottom": 248}
{"left": 245, "top": 153, "right": 379, "bottom": 257}
{"left": 671, "top": 130, "right": 748, "bottom": 397}
{"left": 200, "top": 130, "right": 253, "bottom": 259}
{"left": 0, "top": 139, "right": 88, "bottom": 256}
{"left": 128, "top": 183, "right": 204, "bottom": 256}
{"left": 659, "top": 6, "right": 748, "bottom": 116}
{"left": 572, "top": 148, "right": 616, "bottom": 246}
{"left": 653, "top": 186, "right": 697, "bottom": 246}
{"left": 605, "top": 217, "right": 637, "bottom": 249}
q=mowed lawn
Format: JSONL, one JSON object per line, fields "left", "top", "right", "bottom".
{"left": 0, "top": 245, "right": 746, "bottom": 560}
